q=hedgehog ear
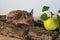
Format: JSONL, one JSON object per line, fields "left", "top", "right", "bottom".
{"left": 30, "top": 9, "right": 33, "bottom": 14}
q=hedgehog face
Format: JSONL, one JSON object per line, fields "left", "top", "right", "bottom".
{"left": 6, "top": 10, "right": 34, "bottom": 26}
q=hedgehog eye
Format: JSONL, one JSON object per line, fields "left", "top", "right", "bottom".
{"left": 25, "top": 14, "right": 29, "bottom": 19}
{"left": 24, "top": 16, "right": 26, "bottom": 19}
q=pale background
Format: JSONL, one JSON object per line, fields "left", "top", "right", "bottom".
{"left": 0, "top": 0, "right": 60, "bottom": 17}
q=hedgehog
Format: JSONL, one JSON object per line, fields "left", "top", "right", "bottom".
{"left": 6, "top": 9, "right": 34, "bottom": 26}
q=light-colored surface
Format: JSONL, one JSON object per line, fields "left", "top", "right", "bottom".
{"left": 0, "top": 35, "right": 21, "bottom": 40}
{"left": 33, "top": 16, "right": 40, "bottom": 21}
{"left": 0, "top": 0, "right": 60, "bottom": 16}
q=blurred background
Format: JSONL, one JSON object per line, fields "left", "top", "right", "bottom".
{"left": 0, "top": 0, "right": 60, "bottom": 17}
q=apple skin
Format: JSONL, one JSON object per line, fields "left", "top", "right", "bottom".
{"left": 44, "top": 18, "right": 57, "bottom": 30}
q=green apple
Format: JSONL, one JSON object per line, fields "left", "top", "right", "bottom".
{"left": 44, "top": 18, "right": 57, "bottom": 30}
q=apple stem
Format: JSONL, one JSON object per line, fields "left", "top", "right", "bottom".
{"left": 50, "top": 11, "right": 54, "bottom": 18}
